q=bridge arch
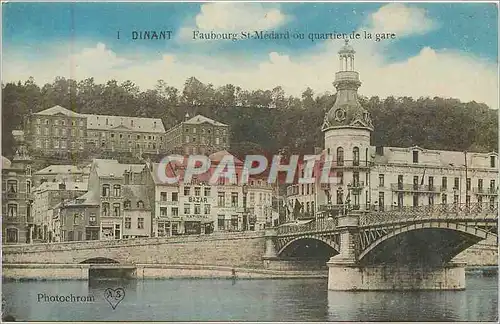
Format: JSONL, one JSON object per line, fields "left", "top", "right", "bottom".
{"left": 80, "top": 257, "right": 120, "bottom": 264}
{"left": 358, "top": 222, "right": 491, "bottom": 265}
{"left": 277, "top": 235, "right": 340, "bottom": 259}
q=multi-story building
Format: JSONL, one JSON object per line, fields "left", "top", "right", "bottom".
{"left": 2, "top": 131, "right": 34, "bottom": 244}
{"left": 25, "top": 105, "right": 166, "bottom": 155}
{"left": 32, "top": 181, "right": 88, "bottom": 242}
{"left": 148, "top": 150, "right": 273, "bottom": 236}
{"left": 122, "top": 184, "right": 152, "bottom": 238}
{"left": 87, "top": 159, "right": 148, "bottom": 240}
{"left": 55, "top": 191, "right": 100, "bottom": 242}
{"left": 287, "top": 41, "right": 498, "bottom": 218}
{"left": 164, "top": 114, "right": 230, "bottom": 155}
{"left": 33, "top": 164, "right": 90, "bottom": 187}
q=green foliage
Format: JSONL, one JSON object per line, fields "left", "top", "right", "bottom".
{"left": 2, "top": 77, "right": 498, "bottom": 159}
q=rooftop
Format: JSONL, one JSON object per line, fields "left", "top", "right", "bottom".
{"left": 184, "top": 114, "right": 227, "bottom": 127}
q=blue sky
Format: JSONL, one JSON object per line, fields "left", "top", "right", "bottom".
{"left": 2, "top": 2, "right": 499, "bottom": 108}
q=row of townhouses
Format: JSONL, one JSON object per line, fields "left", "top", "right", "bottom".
{"left": 2, "top": 134, "right": 276, "bottom": 243}
{"left": 285, "top": 41, "right": 498, "bottom": 218}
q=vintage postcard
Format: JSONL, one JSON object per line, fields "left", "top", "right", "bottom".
{"left": 1, "top": 1, "right": 498, "bottom": 322}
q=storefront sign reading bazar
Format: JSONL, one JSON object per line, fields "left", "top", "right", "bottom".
{"left": 188, "top": 197, "right": 209, "bottom": 203}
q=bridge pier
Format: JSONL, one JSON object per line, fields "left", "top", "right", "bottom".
{"left": 263, "top": 229, "right": 278, "bottom": 268}
{"left": 327, "top": 211, "right": 467, "bottom": 291}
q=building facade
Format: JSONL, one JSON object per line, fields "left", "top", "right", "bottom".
{"left": 2, "top": 131, "right": 34, "bottom": 244}
{"left": 165, "top": 114, "right": 230, "bottom": 155}
{"left": 25, "top": 105, "right": 166, "bottom": 155}
{"left": 286, "top": 41, "right": 498, "bottom": 218}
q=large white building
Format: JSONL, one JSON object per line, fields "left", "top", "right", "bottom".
{"left": 287, "top": 41, "right": 498, "bottom": 217}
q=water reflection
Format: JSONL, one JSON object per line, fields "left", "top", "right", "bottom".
{"left": 2, "top": 276, "right": 497, "bottom": 322}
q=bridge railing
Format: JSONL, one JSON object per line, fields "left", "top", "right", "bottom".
{"left": 359, "top": 203, "right": 498, "bottom": 226}
{"left": 276, "top": 218, "right": 338, "bottom": 235}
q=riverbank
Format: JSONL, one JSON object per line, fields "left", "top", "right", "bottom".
{"left": 2, "top": 263, "right": 328, "bottom": 280}
{"left": 3, "top": 263, "right": 497, "bottom": 281}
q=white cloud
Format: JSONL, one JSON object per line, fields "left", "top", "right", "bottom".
{"left": 177, "top": 3, "right": 287, "bottom": 41}
{"left": 4, "top": 40, "right": 495, "bottom": 109}
{"left": 365, "top": 3, "right": 437, "bottom": 36}
{"left": 2, "top": 5, "right": 497, "bottom": 110}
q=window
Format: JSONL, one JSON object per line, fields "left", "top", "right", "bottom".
{"left": 73, "top": 214, "right": 79, "bottom": 225}
{"left": 161, "top": 192, "right": 167, "bottom": 201}
{"left": 428, "top": 195, "right": 434, "bottom": 205}
{"left": 353, "top": 147, "right": 360, "bottom": 166}
{"left": 184, "top": 187, "right": 190, "bottom": 196}
{"left": 137, "top": 201, "right": 144, "bottom": 209}
{"left": 138, "top": 218, "right": 144, "bottom": 229}
{"left": 466, "top": 195, "right": 471, "bottom": 207}
{"left": 478, "top": 179, "right": 484, "bottom": 191}
{"left": 378, "top": 174, "right": 384, "bottom": 187}
{"left": 442, "top": 177, "right": 447, "bottom": 190}
{"left": 466, "top": 178, "right": 471, "bottom": 191}
{"left": 336, "top": 147, "right": 344, "bottom": 166}
{"left": 413, "top": 194, "right": 418, "bottom": 207}
{"left": 102, "top": 184, "right": 110, "bottom": 197}
{"left": 7, "top": 204, "right": 17, "bottom": 217}
{"left": 171, "top": 207, "right": 179, "bottom": 217}
{"left": 454, "top": 177, "right": 459, "bottom": 190}
{"left": 113, "top": 203, "right": 121, "bottom": 217}
{"left": 125, "top": 217, "right": 131, "bottom": 229}
{"left": 124, "top": 200, "right": 131, "bottom": 209}
{"left": 413, "top": 176, "right": 419, "bottom": 190}
{"left": 7, "top": 180, "right": 18, "bottom": 193}
{"left": 428, "top": 176, "right": 434, "bottom": 190}
{"left": 442, "top": 194, "right": 447, "bottom": 205}
{"left": 204, "top": 187, "right": 211, "bottom": 197}
{"left": 6, "top": 228, "right": 18, "bottom": 243}
{"left": 454, "top": 194, "right": 459, "bottom": 204}
{"left": 413, "top": 150, "right": 419, "bottom": 163}
{"left": 195, "top": 187, "right": 201, "bottom": 196}
{"left": 218, "top": 215, "right": 225, "bottom": 230}
{"left": 353, "top": 172, "right": 359, "bottom": 187}
{"left": 491, "top": 156, "right": 496, "bottom": 168}
{"left": 194, "top": 204, "right": 201, "bottom": 214}
{"left": 249, "top": 192, "right": 255, "bottom": 204}
{"left": 231, "top": 215, "right": 238, "bottom": 230}
{"left": 184, "top": 204, "right": 190, "bottom": 214}
{"left": 102, "top": 203, "right": 110, "bottom": 216}
{"left": 336, "top": 190, "right": 343, "bottom": 205}
{"left": 231, "top": 192, "right": 238, "bottom": 207}
{"left": 397, "top": 175, "right": 404, "bottom": 190}
{"left": 113, "top": 185, "right": 121, "bottom": 197}
{"left": 378, "top": 192, "right": 384, "bottom": 211}
{"left": 398, "top": 193, "right": 404, "bottom": 207}
{"left": 218, "top": 192, "right": 225, "bottom": 207}
{"left": 478, "top": 195, "right": 483, "bottom": 205}
{"left": 204, "top": 204, "right": 211, "bottom": 215}
{"left": 490, "top": 179, "right": 496, "bottom": 190}
{"left": 160, "top": 207, "right": 167, "bottom": 217}
{"left": 89, "top": 214, "right": 96, "bottom": 225}
{"left": 172, "top": 192, "right": 178, "bottom": 201}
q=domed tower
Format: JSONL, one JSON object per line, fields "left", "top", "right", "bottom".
{"left": 321, "top": 40, "right": 373, "bottom": 210}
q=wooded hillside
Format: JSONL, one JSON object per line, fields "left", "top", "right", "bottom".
{"left": 2, "top": 76, "right": 497, "bottom": 159}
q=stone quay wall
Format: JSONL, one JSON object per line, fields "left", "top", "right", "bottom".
{"left": 2, "top": 231, "right": 267, "bottom": 268}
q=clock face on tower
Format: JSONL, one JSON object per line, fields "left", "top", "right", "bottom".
{"left": 334, "top": 108, "right": 346, "bottom": 122}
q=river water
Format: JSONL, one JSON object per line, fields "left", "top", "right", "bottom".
{"left": 2, "top": 275, "right": 498, "bottom": 322}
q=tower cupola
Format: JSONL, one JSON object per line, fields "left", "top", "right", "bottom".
{"left": 322, "top": 40, "right": 374, "bottom": 132}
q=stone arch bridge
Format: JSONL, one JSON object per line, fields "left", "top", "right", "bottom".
{"left": 3, "top": 203, "right": 497, "bottom": 290}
